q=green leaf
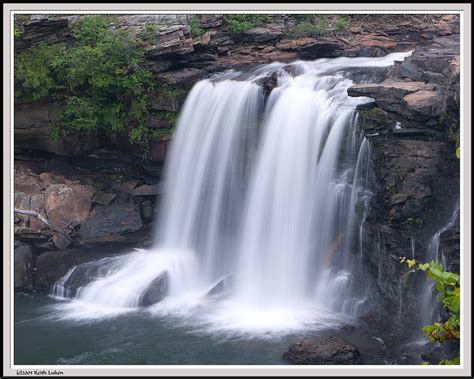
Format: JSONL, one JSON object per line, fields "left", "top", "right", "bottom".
{"left": 456, "top": 147, "right": 460, "bottom": 159}
{"left": 407, "top": 259, "right": 416, "bottom": 269}
{"left": 418, "top": 263, "right": 430, "bottom": 271}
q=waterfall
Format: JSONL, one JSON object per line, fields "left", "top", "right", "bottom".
{"left": 51, "top": 52, "right": 412, "bottom": 332}
{"left": 420, "top": 203, "right": 460, "bottom": 327}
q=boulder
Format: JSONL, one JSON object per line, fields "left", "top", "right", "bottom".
{"left": 348, "top": 80, "right": 434, "bottom": 110}
{"left": 238, "top": 27, "right": 282, "bottom": 43}
{"left": 138, "top": 271, "right": 169, "bottom": 306}
{"left": 400, "top": 90, "right": 443, "bottom": 120}
{"left": 52, "top": 257, "right": 124, "bottom": 298}
{"left": 80, "top": 204, "right": 143, "bottom": 239}
{"left": 196, "top": 15, "right": 224, "bottom": 29}
{"left": 206, "top": 275, "right": 234, "bottom": 296}
{"left": 282, "top": 336, "right": 362, "bottom": 365}
{"left": 35, "top": 249, "right": 126, "bottom": 291}
{"left": 14, "top": 244, "right": 35, "bottom": 290}
{"left": 132, "top": 183, "right": 162, "bottom": 196}
{"left": 92, "top": 191, "right": 116, "bottom": 206}
{"left": 45, "top": 183, "right": 94, "bottom": 227}
{"left": 29, "top": 194, "right": 46, "bottom": 229}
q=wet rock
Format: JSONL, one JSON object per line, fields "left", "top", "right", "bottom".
{"left": 52, "top": 257, "right": 123, "bottom": 298}
{"left": 80, "top": 204, "right": 143, "bottom": 239}
{"left": 139, "top": 271, "right": 169, "bottom": 306}
{"left": 45, "top": 183, "right": 94, "bottom": 227}
{"left": 282, "top": 336, "right": 362, "bottom": 365}
{"left": 35, "top": 249, "right": 126, "bottom": 291}
{"left": 14, "top": 244, "right": 35, "bottom": 290}
{"left": 207, "top": 275, "right": 234, "bottom": 296}
{"left": 421, "top": 339, "right": 460, "bottom": 364}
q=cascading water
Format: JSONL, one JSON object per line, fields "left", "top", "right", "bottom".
{"left": 51, "top": 51, "right": 412, "bottom": 334}
{"left": 420, "top": 203, "right": 460, "bottom": 327}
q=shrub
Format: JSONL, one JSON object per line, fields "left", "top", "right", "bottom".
{"left": 188, "top": 17, "right": 205, "bottom": 37}
{"left": 400, "top": 258, "right": 460, "bottom": 365}
{"left": 14, "top": 15, "right": 155, "bottom": 149}
{"left": 224, "top": 14, "right": 270, "bottom": 33}
{"left": 14, "top": 42, "right": 61, "bottom": 101}
{"left": 333, "top": 16, "right": 350, "bottom": 31}
{"left": 286, "top": 15, "right": 351, "bottom": 38}
{"left": 152, "top": 127, "right": 175, "bottom": 140}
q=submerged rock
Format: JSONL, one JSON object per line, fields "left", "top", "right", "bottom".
{"left": 139, "top": 271, "right": 169, "bottom": 307}
{"left": 206, "top": 275, "right": 234, "bottom": 296}
{"left": 282, "top": 336, "right": 362, "bottom": 365}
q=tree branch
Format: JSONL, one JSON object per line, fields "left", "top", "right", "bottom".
{"left": 14, "top": 208, "right": 72, "bottom": 241}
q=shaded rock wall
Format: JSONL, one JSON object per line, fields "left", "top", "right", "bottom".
{"left": 348, "top": 35, "right": 460, "bottom": 330}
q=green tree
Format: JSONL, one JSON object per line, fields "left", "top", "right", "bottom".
{"left": 15, "top": 16, "right": 155, "bottom": 148}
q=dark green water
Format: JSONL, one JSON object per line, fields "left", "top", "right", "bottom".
{"left": 15, "top": 293, "right": 390, "bottom": 365}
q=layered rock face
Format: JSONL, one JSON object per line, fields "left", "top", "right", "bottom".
{"left": 14, "top": 13, "right": 460, "bottom": 335}
{"left": 347, "top": 35, "right": 460, "bottom": 329}
{"left": 14, "top": 14, "right": 459, "bottom": 160}
{"left": 14, "top": 153, "right": 161, "bottom": 291}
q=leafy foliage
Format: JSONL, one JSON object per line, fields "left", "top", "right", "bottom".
{"left": 158, "top": 84, "right": 187, "bottom": 99}
{"left": 188, "top": 17, "right": 205, "bottom": 37}
{"left": 333, "top": 16, "right": 350, "bottom": 31}
{"left": 224, "top": 14, "right": 271, "bottom": 33}
{"left": 14, "top": 42, "right": 61, "bottom": 101}
{"left": 286, "top": 15, "right": 351, "bottom": 38}
{"left": 400, "top": 258, "right": 460, "bottom": 365}
{"left": 14, "top": 25, "right": 23, "bottom": 39}
{"left": 14, "top": 15, "right": 155, "bottom": 149}
{"left": 152, "top": 127, "right": 175, "bottom": 140}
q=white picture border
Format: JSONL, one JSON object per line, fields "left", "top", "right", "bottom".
{"left": 3, "top": 3, "right": 471, "bottom": 377}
